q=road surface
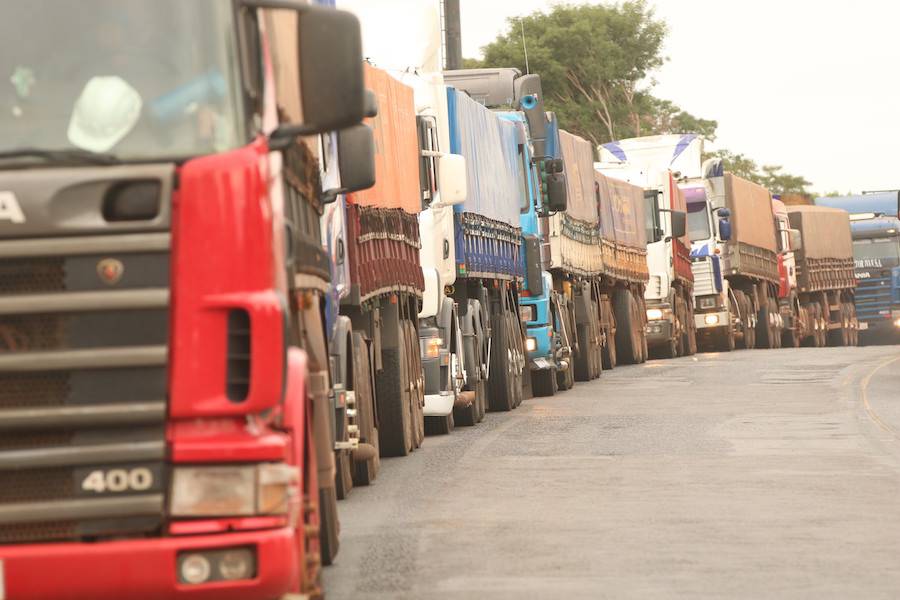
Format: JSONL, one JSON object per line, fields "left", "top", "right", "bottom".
{"left": 324, "top": 345, "right": 900, "bottom": 599}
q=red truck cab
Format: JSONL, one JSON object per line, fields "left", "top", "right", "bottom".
{"left": 0, "top": 2, "right": 365, "bottom": 598}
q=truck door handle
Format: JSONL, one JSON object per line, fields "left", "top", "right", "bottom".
{"left": 443, "top": 239, "right": 450, "bottom": 259}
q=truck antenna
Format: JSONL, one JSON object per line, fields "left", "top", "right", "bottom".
{"left": 520, "top": 17, "right": 530, "bottom": 74}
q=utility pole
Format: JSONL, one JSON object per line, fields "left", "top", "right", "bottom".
{"left": 443, "top": 0, "right": 462, "bottom": 70}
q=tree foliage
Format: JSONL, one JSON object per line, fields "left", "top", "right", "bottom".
{"left": 470, "top": 1, "right": 713, "bottom": 145}
{"left": 467, "top": 2, "right": 812, "bottom": 192}
{"left": 704, "top": 150, "right": 812, "bottom": 195}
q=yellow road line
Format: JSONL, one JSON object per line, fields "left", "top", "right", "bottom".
{"left": 860, "top": 354, "right": 900, "bottom": 437}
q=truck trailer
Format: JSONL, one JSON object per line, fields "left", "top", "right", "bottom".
{"left": 780, "top": 205, "right": 858, "bottom": 346}
{"left": 443, "top": 68, "right": 566, "bottom": 398}
{"left": 544, "top": 124, "right": 653, "bottom": 378}
{"left": 687, "top": 161, "right": 782, "bottom": 351}
{"left": 0, "top": 1, "right": 366, "bottom": 597}
{"left": 597, "top": 134, "right": 697, "bottom": 359}
{"left": 814, "top": 192, "right": 900, "bottom": 340}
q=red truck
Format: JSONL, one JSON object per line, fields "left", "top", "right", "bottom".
{"left": 0, "top": 2, "right": 367, "bottom": 598}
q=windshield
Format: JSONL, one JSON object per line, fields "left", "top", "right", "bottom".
{"left": 852, "top": 238, "right": 900, "bottom": 268}
{"left": 1, "top": 0, "right": 244, "bottom": 163}
{"left": 682, "top": 186, "right": 710, "bottom": 241}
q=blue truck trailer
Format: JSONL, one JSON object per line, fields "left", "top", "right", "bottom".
{"left": 444, "top": 85, "right": 528, "bottom": 412}
{"left": 815, "top": 192, "right": 900, "bottom": 340}
{"left": 444, "top": 68, "right": 575, "bottom": 397}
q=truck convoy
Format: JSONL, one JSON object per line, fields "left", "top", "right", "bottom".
{"left": 0, "top": 1, "right": 367, "bottom": 597}
{"left": 550, "top": 129, "right": 652, "bottom": 371}
{"left": 597, "top": 135, "right": 697, "bottom": 359}
{"left": 814, "top": 192, "right": 900, "bottom": 341}
{"left": 445, "top": 68, "right": 651, "bottom": 397}
{"left": 443, "top": 68, "right": 560, "bottom": 398}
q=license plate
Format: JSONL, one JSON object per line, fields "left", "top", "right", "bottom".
{"left": 859, "top": 322, "right": 869, "bottom": 330}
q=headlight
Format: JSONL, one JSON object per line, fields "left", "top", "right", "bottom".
{"left": 699, "top": 296, "right": 716, "bottom": 310}
{"left": 525, "top": 337, "right": 537, "bottom": 352}
{"left": 420, "top": 336, "right": 442, "bottom": 359}
{"left": 520, "top": 305, "right": 536, "bottom": 322}
{"left": 170, "top": 464, "right": 297, "bottom": 517}
{"left": 704, "top": 314, "right": 720, "bottom": 325}
{"left": 894, "top": 318, "right": 900, "bottom": 328}
{"left": 646, "top": 308, "right": 664, "bottom": 321}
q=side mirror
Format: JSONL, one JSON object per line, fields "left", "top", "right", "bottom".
{"left": 718, "top": 217, "right": 732, "bottom": 241}
{"left": 434, "top": 154, "right": 467, "bottom": 207}
{"left": 670, "top": 210, "right": 687, "bottom": 239}
{"left": 268, "top": 5, "right": 365, "bottom": 140}
{"left": 323, "top": 123, "right": 375, "bottom": 202}
{"left": 789, "top": 228, "right": 803, "bottom": 251}
{"left": 545, "top": 172, "right": 568, "bottom": 213}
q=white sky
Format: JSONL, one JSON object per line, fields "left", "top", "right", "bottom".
{"left": 342, "top": 1, "right": 900, "bottom": 194}
{"left": 458, "top": 0, "right": 900, "bottom": 194}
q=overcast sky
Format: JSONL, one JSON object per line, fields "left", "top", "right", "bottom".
{"left": 457, "top": 0, "right": 900, "bottom": 194}
{"left": 342, "top": 0, "right": 900, "bottom": 195}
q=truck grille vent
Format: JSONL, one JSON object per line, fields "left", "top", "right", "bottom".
{"left": 226, "top": 308, "right": 251, "bottom": 402}
{"left": 0, "top": 257, "right": 65, "bottom": 295}
{"left": 0, "top": 373, "right": 69, "bottom": 408}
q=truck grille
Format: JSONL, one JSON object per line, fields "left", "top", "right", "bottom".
{"left": 692, "top": 258, "right": 718, "bottom": 297}
{"left": 0, "top": 168, "right": 173, "bottom": 544}
{"left": 855, "top": 275, "right": 893, "bottom": 322}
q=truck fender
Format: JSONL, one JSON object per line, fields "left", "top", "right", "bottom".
{"left": 437, "top": 296, "right": 455, "bottom": 345}
{"left": 329, "top": 315, "right": 353, "bottom": 388}
{"left": 419, "top": 267, "right": 441, "bottom": 319}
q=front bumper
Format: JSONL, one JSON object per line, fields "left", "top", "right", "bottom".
{"left": 695, "top": 311, "right": 729, "bottom": 330}
{"left": 645, "top": 319, "right": 673, "bottom": 345}
{"left": 0, "top": 527, "right": 296, "bottom": 600}
{"left": 526, "top": 325, "right": 554, "bottom": 370}
{"left": 424, "top": 391, "right": 455, "bottom": 416}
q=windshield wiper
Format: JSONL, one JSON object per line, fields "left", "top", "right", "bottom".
{"left": 0, "top": 147, "right": 120, "bottom": 165}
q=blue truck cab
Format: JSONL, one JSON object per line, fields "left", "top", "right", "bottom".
{"left": 815, "top": 192, "right": 900, "bottom": 338}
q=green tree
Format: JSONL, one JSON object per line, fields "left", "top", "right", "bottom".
{"left": 704, "top": 150, "right": 811, "bottom": 195}
{"left": 476, "top": 2, "right": 685, "bottom": 144}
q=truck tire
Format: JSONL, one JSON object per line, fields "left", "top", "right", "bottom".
{"left": 573, "top": 324, "right": 591, "bottom": 381}
{"left": 507, "top": 309, "right": 525, "bottom": 408}
{"left": 300, "top": 414, "right": 323, "bottom": 596}
{"left": 756, "top": 297, "right": 775, "bottom": 349}
{"left": 489, "top": 309, "right": 516, "bottom": 411}
{"left": 613, "top": 289, "right": 641, "bottom": 364}
{"left": 318, "top": 485, "right": 339, "bottom": 567}
{"left": 734, "top": 291, "right": 752, "bottom": 349}
{"left": 828, "top": 303, "right": 849, "bottom": 347}
{"left": 533, "top": 368, "right": 558, "bottom": 397}
{"left": 350, "top": 333, "right": 379, "bottom": 486}
{"left": 404, "top": 320, "right": 425, "bottom": 449}
{"left": 602, "top": 329, "right": 617, "bottom": 370}
{"left": 375, "top": 319, "right": 413, "bottom": 457}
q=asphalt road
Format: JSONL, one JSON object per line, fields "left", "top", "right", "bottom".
{"left": 324, "top": 345, "right": 900, "bottom": 599}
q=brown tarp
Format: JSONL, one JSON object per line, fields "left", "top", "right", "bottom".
{"left": 724, "top": 173, "right": 777, "bottom": 253}
{"left": 786, "top": 205, "right": 853, "bottom": 260}
{"left": 348, "top": 63, "right": 421, "bottom": 214}
{"left": 598, "top": 171, "right": 647, "bottom": 250}
{"left": 559, "top": 129, "right": 598, "bottom": 224}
